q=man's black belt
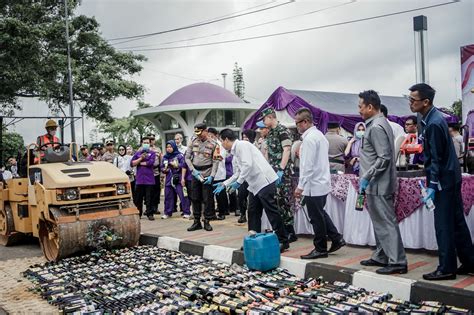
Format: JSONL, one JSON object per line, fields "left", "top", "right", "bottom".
{"left": 329, "top": 158, "right": 344, "bottom": 165}
{"left": 194, "top": 164, "right": 212, "bottom": 171}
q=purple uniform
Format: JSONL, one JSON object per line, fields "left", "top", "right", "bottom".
{"left": 131, "top": 150, "right": 156, "bottom": 185}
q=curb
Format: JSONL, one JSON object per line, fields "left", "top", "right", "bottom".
{"left": 139, "top": 234, "right": 474, "bottom": 310}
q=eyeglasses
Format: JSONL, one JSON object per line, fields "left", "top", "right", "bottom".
{"left": 408, "top": 97, "right": 426, "bottom": 104}
{"left": 295, "top": 119, "right": 306, "bottom": 125}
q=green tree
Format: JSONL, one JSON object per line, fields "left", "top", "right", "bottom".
{"left": 1, "top": 131, "right": 25, "bottom": 166}
{"left": 451, "top": 99, "right": 462, "bottom": 121}
{"left": 233, "top": 62, "right": 245, "bottom": 100}
{"left": 0, "top": 1, "right": 146, "bottom": 122}
{"left": 99, "top": 102, "right": 158, "bottom": 147}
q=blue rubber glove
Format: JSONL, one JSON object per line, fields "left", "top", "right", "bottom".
{"left": 422, "top": 187, "right": 435, "bottom": 204}
{"left": 229, "top": 181, "right": 241, "bottom": 191}
{"left": 192, "top": 169, "right": 201, "bottom": 179}
{"left": 276, "top": 170, "right": 284, "bottom": 186}
{"left": 213, "top": 182, "right": 225, "bottom": 194}
{"left": 203, "top": 176, "right": 213, "bottom": 185}
{"left": 359, "top": 178, "right": 369, "bottom": 193}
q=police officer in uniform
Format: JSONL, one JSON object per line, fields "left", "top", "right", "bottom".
{"left": 325, "top": 121, "right": 348, "bottom": 173}
{"left": 101, "top": 139, "right": 117, "bottom": 163}
{"left": 185, "top": 123, "right": 219, "bottom": 232}
{"left": 260, "top": 108, "right": 297, "bottom": 243}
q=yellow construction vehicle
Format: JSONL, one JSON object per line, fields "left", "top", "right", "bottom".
{"left": 0, "top": 142, "right": 140, "bottom": 261}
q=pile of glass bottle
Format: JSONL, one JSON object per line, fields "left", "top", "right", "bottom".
{"left": 23, "top": 246, "right": 469, "bottom": 314}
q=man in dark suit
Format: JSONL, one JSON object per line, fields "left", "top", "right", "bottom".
{"left": 409, "top": 83, "right": 474, "bottom": 280}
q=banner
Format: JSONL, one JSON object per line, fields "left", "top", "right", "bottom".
{"left": 461, "top": 44, "right": 474, "bottom": 125}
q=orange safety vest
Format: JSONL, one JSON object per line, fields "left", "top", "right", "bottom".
{"left": 34, "top": 134, "right": 60, "bottom": 163}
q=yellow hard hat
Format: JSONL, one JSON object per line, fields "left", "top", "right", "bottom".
{"left": 45, "top": 119, "right": 58, "bottom": 129}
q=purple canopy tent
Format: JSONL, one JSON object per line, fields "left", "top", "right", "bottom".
{"left": 243, "top": 86, "right": 458, "bottom": 133}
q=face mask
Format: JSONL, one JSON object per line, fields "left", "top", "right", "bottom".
{"left": 49, "top": 130, "right": 57, "bottom": 136}
{"left": 355, "top": 131, "right": 365, "bottom": 138}
{"left": 142, "top": 143, "right": 150, "bottom": 151}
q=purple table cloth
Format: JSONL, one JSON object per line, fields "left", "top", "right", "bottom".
{"left": 347, "top": 175, "right": 474, "bottom": 222}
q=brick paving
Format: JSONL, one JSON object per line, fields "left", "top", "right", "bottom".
{"left": 0, "top": 256, "right": 55, "bottom": 314}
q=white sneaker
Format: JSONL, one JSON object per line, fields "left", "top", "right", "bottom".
{"left": 161, "top": 215, "right": 170, "bottom": 219}
{"left": 182, "top": 214, "right": 190, "bottom": 219}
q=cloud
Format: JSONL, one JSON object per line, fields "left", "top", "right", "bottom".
{"left": 9, "top": 0, "right": 474, "bottom": 146}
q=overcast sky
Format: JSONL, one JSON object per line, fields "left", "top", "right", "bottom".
{"left": 9, "top": 0, "right": 474, "bottom": 144}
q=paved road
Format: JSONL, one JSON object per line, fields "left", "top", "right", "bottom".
{"left": 0, "top": 237, "right": 42, "bottom": 261}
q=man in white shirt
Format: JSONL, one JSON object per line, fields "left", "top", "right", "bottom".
{"left": 208, "top": 128, "right": 227, "bottom": 220}
{"left": 174, "top": 133, "right": 187, "bottom": 154}
{"left": 294, "top": 108, "right": 345, "bottom": 259}
{"left": 381, "top": 104, "right": 406, "bottom": 140}
{"left": 214, "top": 129, "right": 290, "bottom": 252}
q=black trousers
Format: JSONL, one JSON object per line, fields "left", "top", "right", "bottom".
{"left": 214, "top": 178, "right": 238, "bottom": 215}
{"left": 150, "top": 174, "right": 161, "bottom": 213}
{"left": 190, "top": 177, "right": 215, "bottom": 220}
{"left": 135, "top": 184, "right": 153, "bottom": 217}
{"left": 306, "top": 194, "right": 341, "bottom": 252}
{"left": 248, "top": 182, "right": 288, "bottom": 244}
{"left": 238, "top": 181, "right": 249, "bottom": 217}
{"left": 130, "top": 180, "right": 136, "bottom": 206}
{"left": 434, "top": 182, "right": 474, "bottom": 273}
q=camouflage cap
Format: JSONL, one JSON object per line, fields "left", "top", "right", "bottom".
{"left": 259, "top": 107, "right": 275, "bottom": 120}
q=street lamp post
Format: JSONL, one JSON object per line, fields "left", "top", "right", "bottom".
{"left": 64, "top": 0, "right": 76, "bottom": 144}
{"left": 221, "top": 73, "right": 227, "bottom": 89}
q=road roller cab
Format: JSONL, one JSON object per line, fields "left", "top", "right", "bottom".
{"left": 0, "top": 143, "right": 140, "bottom": 261}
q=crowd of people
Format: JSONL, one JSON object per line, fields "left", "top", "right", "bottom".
{"left": 1, "top": 83, "right": 472, "bottom": 281}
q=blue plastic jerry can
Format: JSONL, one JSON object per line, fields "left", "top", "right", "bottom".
{"left": 243, "top": 232, "right": 280, "bottom": 272}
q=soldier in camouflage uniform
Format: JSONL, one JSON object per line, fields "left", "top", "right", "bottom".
{"left": 260, "top": 108, "right": 297, "bottom": 243}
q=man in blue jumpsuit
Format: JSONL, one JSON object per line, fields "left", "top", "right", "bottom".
{"left": 409, "top": 83, "right": 474, "bottom": 280}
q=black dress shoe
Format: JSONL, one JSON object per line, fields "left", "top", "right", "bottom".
{"left": 237, "top": 216, "right": 247, "bottom": 224}
{"left": 328, "top": 239, "right": 346, "bottom": 253}
{"left": 187, "top": 220, "right": 203, "bottom": 231}
{"left": 279, "top": 242, "right": 290, "bottom": 253}
{"left": 457, "top": 264, "right": 474, "bottom": 275}
{"left": 147, "top": 215, "right": 155, "bottom": 221}
{"left": 203, "top": 220, "right": 213, "bottom": 231}
{"left": 423, "top": 270, "right": 456, "bottom": 281}
{"left": 216, "top": 215, "right": 225, "bottom": 220}
{"left": 288, "top": 233, "right": 298, "bottom": 243}
{"left": 300, "top": 249, "right": 328, "bottom": 259}
{"left": 209, "top": 215, "right": 218, "bottom": 221}
{"left": 376, "top": 264, "right": 408, "bottom": 275}
{"left": 360, "top": 259, "right": 387, "bottom": 267}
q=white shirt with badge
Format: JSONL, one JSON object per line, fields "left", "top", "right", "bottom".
{"left": 224, "top": 140, "right": 278, "bottom": 195}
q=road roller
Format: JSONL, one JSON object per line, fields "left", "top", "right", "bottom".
{"left": 0, "top": 142, "right": 140, "bottom": 261}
